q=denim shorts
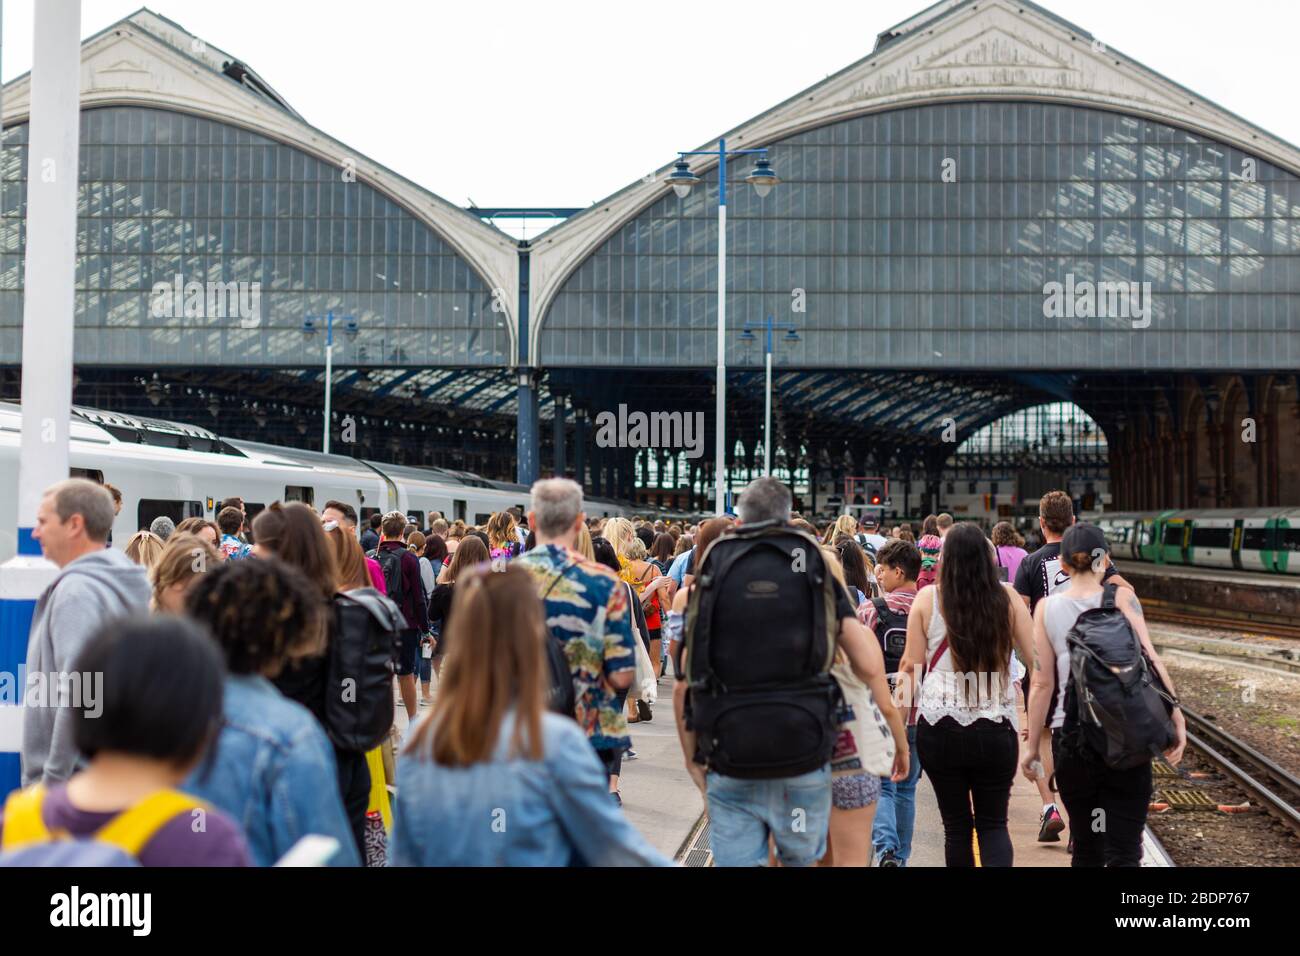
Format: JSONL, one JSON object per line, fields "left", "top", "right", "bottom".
{"left": 705, "top": 764, "right": 832, "bottom": 867}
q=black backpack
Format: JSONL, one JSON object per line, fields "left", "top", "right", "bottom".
{"left": 372, "top": 547, "right": 406, "bottom": 609}
{"left": 325, "top": 589, "right": 404, "bottom": 752}
{"left": 539, "top": 564, "right": 581, "bottom": 720}
{"left": 1061, "top": 583, "right": 1176, "bottom": 770}
{"left": 681, "top": 521, "right": 839, "bottom": 779}
{"left": 870, "top": 596, "right": 909, "bottom": 675}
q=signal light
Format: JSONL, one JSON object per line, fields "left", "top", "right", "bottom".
{"left": 870, "top": 494, "right": 881, "bottom": 505}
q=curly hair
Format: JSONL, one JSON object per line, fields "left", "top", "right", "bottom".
{"left": 185, "top": 558, "right": 327, "bottom": 676}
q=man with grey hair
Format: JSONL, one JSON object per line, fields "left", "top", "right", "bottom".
{"left": 149, "top": 515, "right": 176, "bottom": 542}
{"left": 735, "top": 475, "right": 793, "bottom": 525}
{"left": 23, "top": 479, "right": 151, "bottom": 786}
{"left": 516, "top": 479, "right": 638, "bottom": 798}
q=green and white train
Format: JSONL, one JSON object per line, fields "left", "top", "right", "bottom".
{"left": 1095, "top": 509, "right": 1300, "bottom": 575}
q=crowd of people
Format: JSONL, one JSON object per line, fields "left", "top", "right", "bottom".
{"left": 0, "top": 474, "right": 1185, "bottom": 868}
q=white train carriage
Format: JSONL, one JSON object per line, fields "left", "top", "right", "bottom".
{"left": 1, "top": 403, "right": 630, "bottom": 560}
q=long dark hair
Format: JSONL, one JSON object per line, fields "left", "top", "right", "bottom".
{"left": 937, "top": 522, "right": 1012, "bottom": 679}
{"left": 834, "top": 536, "right": 874, "bottom": 599}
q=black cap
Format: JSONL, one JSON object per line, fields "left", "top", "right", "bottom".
{"left": 1061, "top": 523, "right": 1108, "bottom": 564}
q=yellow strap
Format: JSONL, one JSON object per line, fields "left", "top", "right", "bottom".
{"left": 94, "top": 790, "right": 206, "bottom": 856}
{"left": 1, "top": 784, "right": 52, "bottom": 851}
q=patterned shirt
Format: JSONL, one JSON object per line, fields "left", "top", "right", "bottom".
{"left": 219, "top": 533, "right": 251, "bottom": 561}
{"left": 516, "top": 543, "right": 637, "bottom": 753}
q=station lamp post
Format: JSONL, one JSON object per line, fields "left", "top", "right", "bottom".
{"left": 303, "top": 312, "right": 357, "bottom": 454}
{"left": 740, "top": 314, "right": 799, "bottom": 476}
{"left": 666, "top": 142, "right": 779, "bottom": 513}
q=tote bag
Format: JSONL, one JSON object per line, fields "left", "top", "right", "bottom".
{"left": 830, "top": 660, "right": 894, "bottom": 778}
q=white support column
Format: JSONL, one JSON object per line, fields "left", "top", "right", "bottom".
{"left": 0, "top": 0, "right": 83, "bottom": 797}
{"left": 714, "top": 203, "right": 727, "bottom": 512}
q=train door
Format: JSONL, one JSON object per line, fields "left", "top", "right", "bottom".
{"left": 1241, "top": 518, "right": 1275, "bottom": 573}
{"left": 1277, "top": 510, "right": 1300, "bottom": 575}
{"left": 453, "top": 499, "right": 467, "bottom": 523}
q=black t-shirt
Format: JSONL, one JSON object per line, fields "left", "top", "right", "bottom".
{"left": 834, "top": 583, "right": 856, "bottom": 621}
{"left": 1015, "top": 541, "right": 1118, "bottom": 613}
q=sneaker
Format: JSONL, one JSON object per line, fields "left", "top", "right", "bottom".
{"left": 611, "top": 791, "right": 622, "bottom": 807}
{"left": 419, "top": 697, "right": 432, "bottom": 707}
{"left": 624, "top": 749, "right": 639, "bottom": 761}
{"left": 1038, "top": 805, "right": 1065, "bottom": 843}
{"left": 878, "top": 849, "right": 902, "bottom": 868}
{"left": 636, "top": 699, "right": 652, "bottom": 722}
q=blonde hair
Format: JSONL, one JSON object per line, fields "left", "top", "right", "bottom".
{"left": 576, "top": 524, "right": 595, "bottom": 561}
{"left": 486, "top": 512, "right": 515, "bottom": 551}
{"left": 149, "top": 532, "right": 220, "bottom": 611}
{"left": 827, "top": 514, "right": 857, "bottom": 543}
{"left": 327, "top": 525, "right": 371, "bottom": 591}
{"left": 125, "top": 530, "right": 165, "bottom": 570}
{"left": 603, "top": 517, "right": 635, "bottom": 559}
{"left": 624, "top": 536, "right": 647, "bottom": 562}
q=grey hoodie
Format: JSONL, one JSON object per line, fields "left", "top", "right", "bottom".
{"left": 21, "top": 548, "right": 151, "bottom": 787}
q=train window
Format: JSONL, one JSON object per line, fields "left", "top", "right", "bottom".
{"left": 1242, "top": 528, "right": 1271, "bottom": 550}
{"left": 453, "top": 500, "right": 467, "bottom": 522}
{"left": 1191, "top": 527, "right": 1233, "bottom": 550}
{"left": 1282, "top": 529, "right": 1300, "bottom": 553}
{"left": 137, "top": 498, "right": 202, "bottom": 531}
{"left": 406, "top": 512, "right": 423, "bottom": 528}
{"left": 474, "top": 513, "right": 491, "bottom": 526}
{"left": 1162, "top": 524, "right": 1184, "bottom": 546}
{"left": 284, "top": 485, "right": 314, "bottom": 506}
{"left": 70, "top": 468, "right": 105, "bottom": 483}
{"left": 360, "top": 507, "right": 380, "bottom": 526}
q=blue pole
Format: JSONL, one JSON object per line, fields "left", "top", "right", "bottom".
{"left": 0, "top": 0, "right": 83, "bottom": 798}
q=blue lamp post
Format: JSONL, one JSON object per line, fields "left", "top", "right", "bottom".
{"left": 740, "top": 314, "right": 799, "bottom": 476}
{"left": 666, "top": 142, "right": 779, "bottom": 511}
{"left": 303, "top": 312, "right": 357, "bottom": 455}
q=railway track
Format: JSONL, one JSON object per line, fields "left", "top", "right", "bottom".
{"left": 1180, "top": 706, "right": 1300, "bottom": 838}
{"left": 1142, "top": 603, "right": 1300, "bottom": 641}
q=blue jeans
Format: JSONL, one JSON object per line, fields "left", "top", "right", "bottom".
{"left": 872, "top": 723, "right": 920, "bottom": 865}
{"left": 705, "top": 764, "right": 831, "bottom": 867}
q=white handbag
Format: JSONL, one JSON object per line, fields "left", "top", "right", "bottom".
{"left": 831, "top": 660, "right": 894, "bottom": 778}
{"left": 626, "top": 584, "right": 658, "bottom": 704}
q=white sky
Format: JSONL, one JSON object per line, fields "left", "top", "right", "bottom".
{"left": 3, "top": 0, "right": 1298, "bottom": 227}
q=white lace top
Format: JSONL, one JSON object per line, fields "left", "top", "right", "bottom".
{"left": 917, "top": 593, "right": 1019, "bottom": 731}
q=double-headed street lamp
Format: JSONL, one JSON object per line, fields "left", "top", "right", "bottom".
{"left": 666, "top": 141, "right": 779, "bottom": 513}
{"left": 304, "top": 311, "right": 357, "bottom": 454}
{"left": 740, "top": 314, "right": 799, "bottom": 476}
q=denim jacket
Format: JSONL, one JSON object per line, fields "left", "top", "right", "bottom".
{"left": 184, "top": 674, "right": 360, "bottom": 867}
{"left": 392, "top": 711, "right": 672, "bottom": 867}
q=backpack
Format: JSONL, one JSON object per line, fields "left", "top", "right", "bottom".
{"left": 1061, "top": 583, "right": 1176, "bottom": 770}
{"left": 869, "top": 596, "right": 909, "bottom": 674}
{"left": 681, "top": 520, "right": 839, "bottom": 779}
{"left": 373, "top": 547, "right": 406, "bottom": 608}
{"left": 0, "top": 786, "right": 204, "bottom": 866}
{"left": 544, "top": 636, "right": 576, "bottom": 719}
{"left": 538, "top": 562, "right": 581, "bottom": 720}
{"left": 854, "top": 533, "right": 878, "bottom": 562}
{"left": 326, "top": 589, "right": 403, "bottom": 752}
